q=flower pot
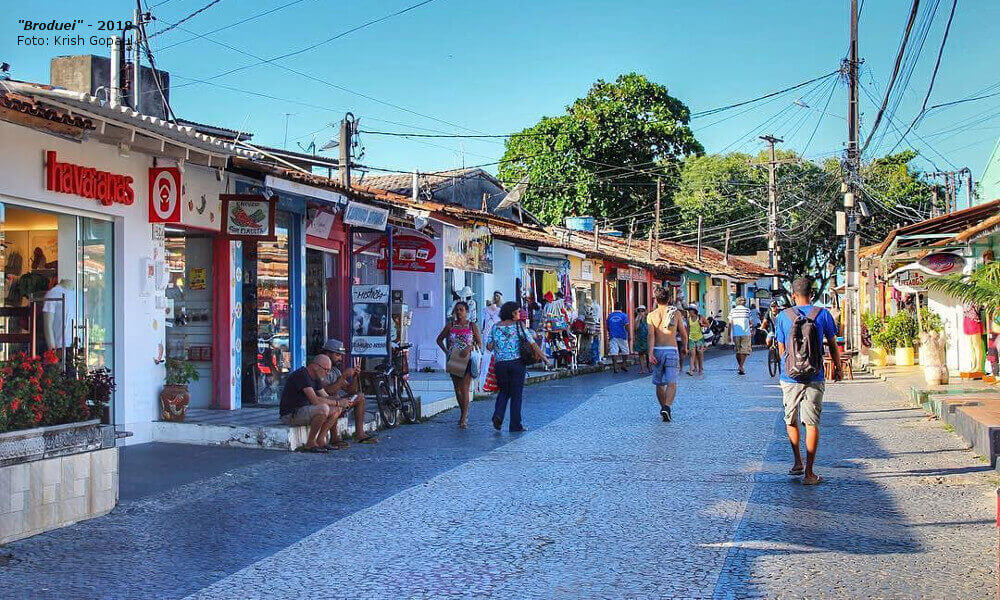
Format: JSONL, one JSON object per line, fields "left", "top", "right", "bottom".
{"left": 870, "top": 347, "right": 889, "bottom": 366}
{"left": 160, "top": 384, "right": 190, "bottom": 422}
{"left": 895, "top": 347, "right": 915, "bottom": 366}
{"left": 923, "top": 365, "right": 948, "bottom": 386}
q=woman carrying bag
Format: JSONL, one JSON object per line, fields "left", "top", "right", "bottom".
{"left": 437, "top": 301, "right": 482, "bottom": 429}
{"left": 486, "top": 301, "right": 549, "bottom": 432}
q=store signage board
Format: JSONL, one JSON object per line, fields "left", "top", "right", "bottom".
{"left": 220, "top": 194, "right": 276, "bottom": 241}
{"left": 351, "top": 284, "right": 390, "bottom": 356}
{"left": 306, "top": 210, "right": 337, "bottom": 239}
{"left": 45, "top": 151, "right": 134, "bottom": 206}
{"left": 615, "top": 267, "right": 645, "bottom": 282}
{"left": 344, "top": 201, "right": 389, "bottom": 231}
{"left": 148, "top": 166, "right": 182, "bottom": 223}
{"left": 580, "top": 260, "right": 594, "bottom": 281}
{"left": 444, "top": 225, "right": 493, "bottom": 273}
{"left": 918, "top": 252, "right": 964, "bottom": 276}
{"left": 377, "top": 233, "right": 436, "bottom": 272}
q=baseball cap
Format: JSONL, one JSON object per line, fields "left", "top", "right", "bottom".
{"left": 321, "top": 339, "right": 347, "bottom": 354}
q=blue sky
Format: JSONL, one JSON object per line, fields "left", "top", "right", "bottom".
{"left": 5, "top": 1, "right": 999, "bottom": 181}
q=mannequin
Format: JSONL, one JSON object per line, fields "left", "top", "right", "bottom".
{"left": 451, "top": 285, "right": 478, "bottom": 324}
{"left": 43, "top": 278, "right": 76, "bottom": 351}
{"left": 962, "top": 302, "right": 984, "bottom": 376}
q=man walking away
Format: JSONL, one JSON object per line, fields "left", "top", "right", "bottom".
{"left": 606, "top": 306, "right": 630, "bottom": 373}
{"left": 728, "top": 297, "right": 754, "bottom": 375}
{"left": 647, "top": 287, "right": 687, "bottom": 422}
{"left": 774, "top": 277, "right": 842, "bottom": 485}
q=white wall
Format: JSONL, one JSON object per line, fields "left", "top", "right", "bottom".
{"left": 0, "top": 121, "right": 228, "bottom": 443}
{"left": 392, "top": 223, "right": 445, "bottom": 369}
{"left": 927, "top": 289, "right": 962, "bottom": 372}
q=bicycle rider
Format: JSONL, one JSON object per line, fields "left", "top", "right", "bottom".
{"left": 319, "top": 339, "right": 378, "bottom": 447}
{"left": 759, "top": 302, "right": 783, "bottom": 348}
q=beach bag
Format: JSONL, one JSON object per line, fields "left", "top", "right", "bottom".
{"left": 483, "top": 355, "right": 499, "bottom": 392}
{"left": 446, "top": 346, "right": 471, "bottom": 378}
{"left": 469, "top": 349, "right": 482, "bottom": 378}
{"left": 783, "top": 307, "right": 824, "bottom": 381}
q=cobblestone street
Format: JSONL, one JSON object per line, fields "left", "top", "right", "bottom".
{"left": 2, "top": 351, "right": 997, "bottom": 599}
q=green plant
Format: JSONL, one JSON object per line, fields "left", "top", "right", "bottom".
{"left": 862, "top": 313, "right": 886, "bottom": 336}
{"left": 872, "top": 312, "right": 918, "bottom": 350}
{"left": 928, "top": 261, "right": 1000, "bottom": 305}
{"left": 0, "top": 351, "right": 91, "bottom": 433}
{"left": 165, "top": 358, "right": 200, "bottom": 386}
{"left": 919, "top": 307, "right": 944, "bottom": 334}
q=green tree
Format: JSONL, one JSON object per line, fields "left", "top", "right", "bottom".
{"left": 498, "top": 73, "right": 703, "bottom": 225}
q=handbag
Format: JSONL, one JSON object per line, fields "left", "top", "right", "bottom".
{"left": 469, "top": 349, "right": 482, "bottom": 378}
{"left": 446, "top": 345, "right": 472, "bottom": 378}
{"left": 516, "top": 323, "right": 535, "bottom": 364}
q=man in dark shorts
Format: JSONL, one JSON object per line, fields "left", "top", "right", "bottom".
{"left": 279, "top": 355, "right": 339, "bottom": 453}
{"left": 319, "top": 339, "right": 377, "bottom": 446}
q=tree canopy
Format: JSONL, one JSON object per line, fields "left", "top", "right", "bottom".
{"left": 498, "top": 73, "right": 703, "bottom": 225}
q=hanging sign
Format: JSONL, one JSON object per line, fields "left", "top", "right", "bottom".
{"left": 377, "top": 233, "right": 436, "bottom": 272}
{"left": 918, "top": 252, "right": 965, "bottom": 276}
{"left": 444, "top": 225, "right": 493, "bottom": 273}
{"left": 45, "top": 151, "right": 134, "bottom": 206}
{"left": 220, "top": 194, "right": 276, "bottom": 241}
{"left": 305, "top": 210, "right": 337, "bottom": 239}
{"left": 344, "top": 201, "right": 389, "bottom": 231}
{"left": 613, "top": 267, "right": 645, "bottom": 282}
{"left": 148, "top": 166, "right": 182, "bottom": 223}
{"left": 351, "top": 284, "right": 390, "bottom": 356}
{"left": 580, "top": 260, "right": 595, "bottom": 282}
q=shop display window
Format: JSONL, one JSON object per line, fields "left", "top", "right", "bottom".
{"left": 164, "top": 229, "right": 215, "bottom": 408}
{"left": 0, "top": 203, "right": 115, "bottom": 404}
{"left": 305, "top": 247, "right": 342, "bottom": 355}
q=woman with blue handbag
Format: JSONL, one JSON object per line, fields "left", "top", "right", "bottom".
{"left": 436, "top": 301, "right": 482, "bottom": 429}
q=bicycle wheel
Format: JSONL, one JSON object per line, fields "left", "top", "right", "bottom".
{"left": 767, "top": 347, "right": 780, "bottom": 377}
{"left": 375, "top": 378, "right": 400, "bottom": 429}
{"left": 397, "top": 377, "right": 418, "bottom": 424}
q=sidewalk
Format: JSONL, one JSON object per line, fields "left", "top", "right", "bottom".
{"left": 868, "top": 363, "right": 1000, "bottom": 467}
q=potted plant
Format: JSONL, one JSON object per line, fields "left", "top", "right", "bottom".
{"left": 161, "top": 358, "right": 199, "bottom": 422}
{"left": 863, "top": 313, "right": 889, "bottom": 366}
{"left": 86, "top": 367, "right": 116, "bottom": 425}
{"left": 885, "top": 312, "right": 917, "bottom": 366}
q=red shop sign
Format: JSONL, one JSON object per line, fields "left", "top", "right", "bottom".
{"left": 377, "top": 234, "right": 436, "bottom": 273}
{"left": 45, "top": 151, "right": 134, "bottom": 206}
{"left": 148, "top": 167, "right": 182, "bottom": 223}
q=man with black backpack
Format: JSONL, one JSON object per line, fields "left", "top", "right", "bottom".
{"left": 773, "top": 277, "right": 842, "bottom": 486}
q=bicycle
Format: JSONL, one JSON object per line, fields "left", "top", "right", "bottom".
{"left": 766, "top": 341, "right": 780, "bottom": 377}
{"left": 361, "top": 343, "right": 418, "bottom": 428}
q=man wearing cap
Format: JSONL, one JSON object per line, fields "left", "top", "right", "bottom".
{"left": 319, "top": 339, "right": 378, "bottom": 446}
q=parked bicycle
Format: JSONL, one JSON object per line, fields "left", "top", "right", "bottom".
{"left": 360, "top": 343, "right": 418, "bottom": 428}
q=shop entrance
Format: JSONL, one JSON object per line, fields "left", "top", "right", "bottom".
{"left": 164, "top": 229, "right": 214, "bottom": 408}
{"left": 0, "top": 203, "right": 115, "bottom": 413}
{"left": 305, "top": 247, "right": 343, "bottom": 355}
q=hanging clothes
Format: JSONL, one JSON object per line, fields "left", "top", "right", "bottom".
{"left": 541, "top": 270, "right": 559, "bottom": 297}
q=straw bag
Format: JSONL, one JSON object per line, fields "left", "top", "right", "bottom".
{"left": 446, "top": 346, "right": 471, "bottom": 378}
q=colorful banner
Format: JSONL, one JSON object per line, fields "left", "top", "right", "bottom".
{"left": 377, "top": 233, "right": 436, "bottom": 272}
{"left": 444, "top": 225, "right": 493, "bottom": 273}
{"left": 351, "top": 285, "right": 390, "bottom": 356}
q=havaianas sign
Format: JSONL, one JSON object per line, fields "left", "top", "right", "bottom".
{"left": 45, "top": 150, "right": 135, "bottom": 206}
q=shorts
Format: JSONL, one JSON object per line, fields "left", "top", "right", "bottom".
{"left": 609, "top": 337, "right": 629, "bottom": 355}
{"left": 280, "top": 404, "right": 327, "bottom": 426}
{"left": 733, "top": 335, "right": 752, "bottom": 355}
{"left": 652, "top": 347, "right": 680, "bottom": 386}
{"left": 689, "top": 338, "right": 706, "bottom": 350}
{"left": 780, "top": 380, "right": 824, "bottom": 426}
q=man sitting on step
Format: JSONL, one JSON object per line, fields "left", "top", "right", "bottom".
{"left": 318, "top": 339, "right": 378, "bottom": 446}
{"left": 278, "top": 355, "right": 339, "bottom": 453}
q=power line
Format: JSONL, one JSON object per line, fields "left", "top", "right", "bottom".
{"left": 148, "top": 0, "right": 225, "bottom": 38}
{"left": 690, "top": 70, "right": 840, "bottom": 118}
{"left": 860, "top": 0, "right": 921, "bottom": 156}
{"left": 155, "top": 0, "right": 313, "bottom": 53}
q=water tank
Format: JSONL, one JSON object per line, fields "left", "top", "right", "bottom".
{"left": 564, "top": 216, "right": 595, "bottom": 231}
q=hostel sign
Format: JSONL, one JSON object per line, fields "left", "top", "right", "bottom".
{"left": 351, "top": 284, "right": 390, "bottom": 356}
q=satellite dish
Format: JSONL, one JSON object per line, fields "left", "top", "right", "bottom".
{"left": 497, "top": 174, "right": 530, "bottom": 210}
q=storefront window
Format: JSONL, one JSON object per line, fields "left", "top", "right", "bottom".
{"left": 243, "top": 212, "right": 292, "bottom": 405}
{"left": 305, "top": 247, "right": 341, "bottom": 355}
{"left": 164, "top": 229, "right": 214, "bottom": 407}
{"left": 0, "top": 203, "right": 115, "bottom": 403}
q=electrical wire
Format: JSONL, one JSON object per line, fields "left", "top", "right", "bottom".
{"left": 154, "top": 0, "right": 313, "bottom": 53}
{"left": 148, "top": 0, "right": 225, "bottom": 38}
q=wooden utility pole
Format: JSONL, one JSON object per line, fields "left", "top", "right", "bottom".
{"left": 650, "top": 178, "right": 661, "bottom": 260}
{"left": 594, "top": 222, "right": 600, "bottom": 251}
{"left": 626, "top": 218, "right": 636, "bottom": 252}
{"left": 965, "top": 168, "right": 974, "bottom": 208}
{"left": 696, "top": 215, "right": 703, "bottom": 262}
{"left": 724, "top": 228, "right": 731, "bottom": 264}
{"left": 760, "top": 134, "right": 783, "bottom": 290}
{"left": 339, "top": 113, "right": 354, "bottom": 187}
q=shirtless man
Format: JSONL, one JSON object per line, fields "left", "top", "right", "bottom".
{"left": 646, "top": 286, "right": 688, "bottom": 422}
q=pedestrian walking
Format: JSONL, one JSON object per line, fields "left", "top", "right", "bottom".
{"left": 436, "top": 301, "right": 482, "bottom": 429}
{"left": 728, "top": 297, "right": 754, "bottom": 375}
{"left": 487, "top": 301, "right": 548, "bottom": 432}
{"left": 480, "top": 291, "right": 504, "bottom": 390}
{"left": 646, "top": 287, "right": 687, "bottom": 422}
{"left": 606, "top": 306, "right": 630, "bottom": 372}
{"left": 633, "top": 305, "right": 650, "bottom": 374}
{"left": 686, "top": 306, "right": 707, "bottom": 375}
{"left": 774, "top": 276, "right": 842, "bottom": 485}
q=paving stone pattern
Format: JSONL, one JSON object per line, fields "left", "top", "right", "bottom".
{"left": 1, "top": 353, "right": 996, "bottom": 599}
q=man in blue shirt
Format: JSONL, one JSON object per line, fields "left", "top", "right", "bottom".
{"left": 773, "top": 277, "right": 842, "bottom": 486}
{"left": 606, "top": 307, "right": 630, "bottom": 372}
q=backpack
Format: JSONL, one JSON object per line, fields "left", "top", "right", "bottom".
{"left": 782, "top": 307, "right": 824, "bottom": 381}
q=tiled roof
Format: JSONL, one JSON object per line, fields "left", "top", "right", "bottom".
{"left": 0, "top": 89, "right": 94, "bottom": 131}
{"left": 870, "top": 198, "right": 1000, "bottom": 257}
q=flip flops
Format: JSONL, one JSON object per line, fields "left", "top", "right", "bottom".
{"left": 325, "top": 440, "right": 350, "bottom": 450}
{"left": 354, "top": 435, "right": 378, "bottom": 444}
{"left": 296, "top": 445, "right": 328, "bottom": 454}
{"left": 801, "top": 475, "right": 825, "bottom": 486}
{"left": 788, "top": 466, "right": 805, "bottom": 476}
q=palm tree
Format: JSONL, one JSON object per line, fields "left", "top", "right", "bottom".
{"left": 926, "top": 261, "right": 1000, "bottom": 306}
